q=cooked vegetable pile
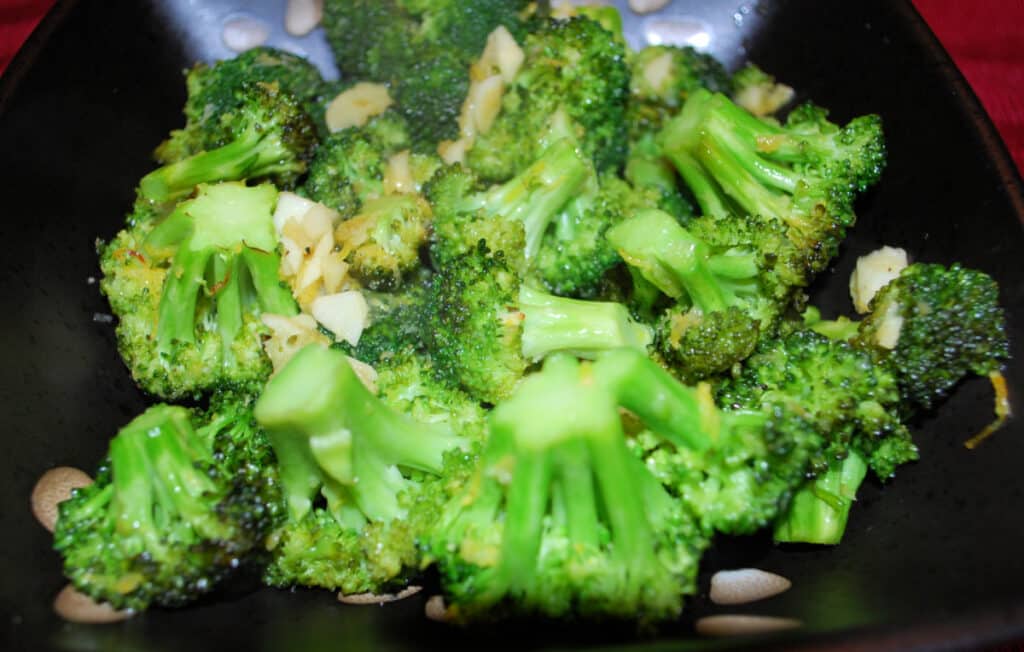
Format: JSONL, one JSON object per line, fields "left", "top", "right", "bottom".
{"left": 55, "top": 1, "right": 1010, "bottom": 625}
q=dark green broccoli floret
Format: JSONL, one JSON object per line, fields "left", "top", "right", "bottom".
{"left": 626, "top": 45, "right": 731, "bottom": 138}
{"left": 100, "top": 182, "right": 296, "bottom": 400}
{"left": 255, "top": 345, "right": 473, "bottom": 594}
{"left": 467, "top": 16, "right": 630, "bottom": 181}
{"left": 303, "top": 110, "right": 414, "bottom": 217}
{"left": 856, "top": 263, "right": 1010, "bottom": 411}
{"left": 53, "top": 400, "right": 278, "bottom": 611}
{"left": 717, "top": 330, "right": 918, "bottom": 481}
{"left": 659, "top": 89, "right": 885, "bottom": 276}
{"left": 156, "top": 47, "right": 325, "bottom": 164}
{"left": 431, "top": 354, "right": 707, "bottom": 623}
{"left": 323, "top": 0, "right": 531, "bottom": 149}
{"left": 424, "top": 245, "right": 526, "bottom": 404}
{"left": 428, "top": 138, "right": 591, "bottom": 268}
{"left": 533, "top": 173, "right": 656, "bottom": 299}
{"left": 334, "top": 194, "right": 432, "bottom": 291}
{"left": 140, "top": 82, "right": 317, "bottom": 205}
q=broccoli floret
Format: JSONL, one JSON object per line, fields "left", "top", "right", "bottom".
{"left": 303, "top": 110, "right": 413, "bottom": 217}
{"left": 323, "top": 0, "right": 531, "bottom": 149}
{"left": 626, "top": 45, "right": 731, "bottom": 138}
{"left": 254, "top": 345, "right": 472, "bottom": 594}
{"left": 334, "top": 194, "right": 432, "bottom": 291}
{"left": 156, "top": 47, "right": 325, "bottom": 164}
{"left": 431, "top": 354, "right": 707, "bottom": 623}
{"left": 140, "top": 82, "right": 317, "bottom": 204}
{"left": 53, "top": 401, "right": 277, "bottom": 611}
{"left": 625, "top": 134, "right": 697, "bottom": 224}
{"left": 428, "top": 138, "right": 591, "bottom": 267}
{"left": 467, "top": 17, "right": 630, "bottom": 181}
{"left": 856, "top": 263, "right": 1010, "bottom": 411}
{"left": 717, "top": 330, "right": 917, "bottom": 481}
{"left": 659, "top": 89, "right": 885, "bottom": 276}
{"left": 773, "top": 451, "right": 868, "bottom": 545}
{"left": 607, "top": 208, "right": 793, "bottom": 381}
{"left": 100, "top": 182, "right": 296, "bottom": 400}
{"left": 533, "top": 174, "right": 654, "bottom": 299}
{"left": 424, "top": 244, "right": 526, "bottom": 404}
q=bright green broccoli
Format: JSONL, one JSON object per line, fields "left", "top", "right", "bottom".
{"left": 607, "top": 208, "right": 799, "bottom": 382}
{"left": 99, "top": 182, "right": 296, "bottom": 400}
{"left": 427, "top": 138, "right": 591, "bottom": 268}
{"left": 773, "top": 451, "right": 868, "bottom": 545}
{"left": 334, "top": 194, "right": 433, "bottom": 291}
{"left": 254, "top": 344, "right": 474, "bottom": 594}
{"left": 431, "top": 354, "right": 707, "bottom": 623}
{"left": 53, "top": 399, "right": 278, "bottom": 611}
{"left": 659, "top": 89, "right": 885, "bottom": 276}
{"left": 467, "top": 16, "right": 631, "bottom": 181}
{"left": 140, "top": 82, "right": 317, "bottom": 205}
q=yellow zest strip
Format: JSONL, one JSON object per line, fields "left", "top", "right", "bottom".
{"left": 964, "top": 371, "right": 1012, "bottom": 450}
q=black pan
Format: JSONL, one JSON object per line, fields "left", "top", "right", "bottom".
{"left": 2, "top": 1, "right": 1023, "bottom": 650}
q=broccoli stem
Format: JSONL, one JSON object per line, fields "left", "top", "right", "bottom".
{"left": 607, "top": 209, "right": 759, "bottom": 314}
{"left": 254, "top": 345, "right": 464, "bottom": 524}
{"left": 519, "top": 284, "right": 652, "bottom": 362}
{"left": 774, "top": 451, "right": 868, "bottom": 545}
{"left": 477, "top": 139, "right": 591, "bottom": 264}
{"left": 139, "top": 130, "right": 296, "bottom": 204}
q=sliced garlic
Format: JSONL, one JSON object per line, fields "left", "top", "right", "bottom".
{"left": 326, "top": 82, "right": 393, "bottom": 133}
{"left": 284, "top": 0, "right": 323, "bottom": 37}
{"left": 850, "top": 246, "right": 909, "bottom": 314}
{"left": 383, "top": 150, "right": 415, "bottom": 195}
{"left": 261, "top": 313, "right": 329, "bottom": 372}
{"left": 311, "top": 291, "right": 369, "bottom": 346}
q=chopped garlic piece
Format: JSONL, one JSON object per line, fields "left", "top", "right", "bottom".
{"left": 873, "top": 299, "right": 904, "bottom": 350}
{"left": 735, "top": 82, "right": 796, "bottom": 118}
{"left": 642, "top": 52, "right": 675, "bottom": 97}
{"left": 345, "top": 356, "right": 378, "bottom": 393}
{"left": 850, "top": 246, "right": 909, "bottom": 314}
{"left": 326, "top": 82, "right": 393, "bottom": 132}
{"left": 478, "top": 25, "right": 525, "bottom": 83}
{"left": 467, "top": 74, "right": 504, "bottom": 135}
{"left": 383, "top": 150, "right": 415, "bottom": 195}
{"left": 274, "top": 192, "right": 317, "bottom": 232}
{"left": 311, "top": 291, "right": 369, "bottom": 346}
{"left": 261, "top": 313, "right": 329, "bottom": 372}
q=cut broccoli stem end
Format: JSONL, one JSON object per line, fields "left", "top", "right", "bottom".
{"left": 774, "top": 451, "right": 868, "bottom": 545}
{"left": 519, "top": 285, "right": 652, "bottom": 362}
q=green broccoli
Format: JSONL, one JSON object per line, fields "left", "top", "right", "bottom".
{"left": 856, "top": 263, "right": 1010, "bottom": 411}
{"left": 607, "top": 208, "right": 798, "bottom": 382}
{"left": 100, "top": 182, "right": 296, "bottom": 400}
{"left": 334, "top": 194, "right": 433, "bottom": 291}
{"left": 431, "top": 354, "right": 707, "bottom": 623}
{"left": 155, "top": 46, "right": 325, "bottom": 164}
{"left": 140, "top": 82, "right": 317, "bottom": 205}
{"left": 659, "top": 89, "right": 885, "bottom": 276}
{"left": 625, "top": 134, "right": 697, "bottom": 224}
{"left": 467, "top": 16, "right": 630, "bottom": 181}
{"left": 773, "top": 451, "right": 868, "bottom": 545}
{"left": 627, "top": 45, "right": 732, "bottom": 138}
{"left": 254, "top": 344, "right": 474, "bottom": 594}
{"left": 53, "top": 399, "right": 278, "bottom": 611}
{"left": 427, "top": 138, "right": 591, "bottom": 268}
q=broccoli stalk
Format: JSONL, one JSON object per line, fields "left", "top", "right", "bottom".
{"left": 143, "top": 182, "right": 296, "bottom": 360}
{"left": 659, "top": 89, "right": 884, "bottom": 275}
{"left": 433, "top": 354, "right": 702, "bottom": 622}
{"left": 139, "top": 82, "right": 317, "bottom": 204}
{"left": 519, "top": 284, "right": 652, "bottom": 361}
{"left": 54, "top": 402, "right": 276, "bottom": 611}
{"left": 774, "top": 452, "right": 868, "bottom": 545}
{"left": 254, "top": 345, "right": 466, "bottom": 526}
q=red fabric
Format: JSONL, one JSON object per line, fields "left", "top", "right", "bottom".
{"left": 0, "top": 1, "right": 1021, "bottom": 174}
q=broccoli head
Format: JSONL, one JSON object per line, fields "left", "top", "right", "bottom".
{"left": 254, "top": 345, "right": 473, "bottom": 594}
{"left": 53, "top": 400, "right": 278, "bottom": 611}
{"left": 100, "top": 182, "right": 297, "bottom": 400}
{"left": 334, "top": 194, "right": 432, "bottom": 291}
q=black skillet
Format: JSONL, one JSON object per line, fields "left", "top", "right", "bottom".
{"left": 2, "top": 1, "right": 1023, "bottom": 650}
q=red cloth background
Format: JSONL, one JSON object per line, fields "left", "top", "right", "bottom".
{"left": 0, "top": 0, "right": 1022, "bottom": 173}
